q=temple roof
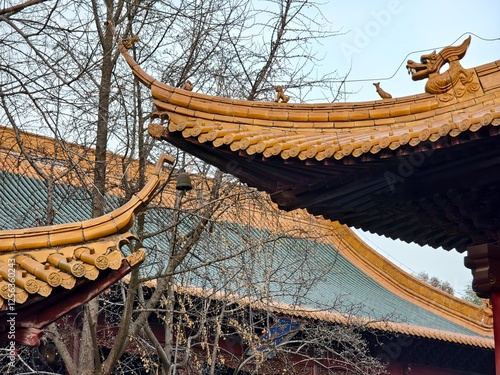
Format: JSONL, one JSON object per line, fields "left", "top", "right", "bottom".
{"left": 0, "top": 126, "right": 493, "bottom": 350}
{"left": 0, "top": 130, "right": 173, "bottom": 346}
{"left": 115, "top": 31, "right": 500, "bottom": 252}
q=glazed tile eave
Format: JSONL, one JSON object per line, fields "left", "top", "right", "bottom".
{"left": 139, "top": 48, "right": 500, "bottom": 253}
{"left": 134, "top": 44, "right": 500, "bottom": 162}
{"left": 151, "top": 94, "right": 500, "bottom": 163}
{"left": 109, "top": 32, "right": 500, "bottom": 181}
{"left": 0, "top": 153, "right": 174, "bottom": 310}
{"left": 113, "top": 25, "right": 500, "bottom": 165}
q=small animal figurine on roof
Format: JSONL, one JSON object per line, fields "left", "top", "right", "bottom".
{"left": 181, "top": 80, "right": 193, "bottom": 91}
{"left": 274, "top": 85, "right": 290, "bottom": 103}
{"left": 373, "top": 82, "right": 392, "bottom": 99}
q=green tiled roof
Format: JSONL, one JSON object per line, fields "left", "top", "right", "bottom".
{"left": 0, "top": 171, "right": 489, "bottom": 339}
{"left": 0, "top": 171, "right": 92, "bottom": 227}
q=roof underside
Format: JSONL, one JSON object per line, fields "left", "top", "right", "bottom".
{"left": 159, "top": 124, "right": 500, "bottom": 252}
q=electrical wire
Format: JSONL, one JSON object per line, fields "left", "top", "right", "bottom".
{"left": 338, "top": 32, "right": 500, "bottom": 84}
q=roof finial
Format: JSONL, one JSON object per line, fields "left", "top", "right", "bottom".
{"left": 274, "top": 86, "right": 290, "bottom": 103}
{"left": 122, "top": 35, "right": 139, "bottom": 50}
{"left": 181, "top": 80, "right": 193, "bottom": 91}
{"left": 405, "top": 36, "right": 481, "bottom": 101}
{"left": 373, "top": 82, "right": 392, "bottom": 99}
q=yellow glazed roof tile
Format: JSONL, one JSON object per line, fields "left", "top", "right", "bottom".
{"left": 109, "top": 33, "right": 500, "bottom": 164}
{"left": 0, "top": 153, "right": 174, "bottom": 309}
{"left": 0, "top": 236, "right": 146, "bottom": 309}
{"left": 147, "top": 94, "right": 500, "bottom": 162}
{"left": 167, "top": 283, "right": 494, "bottom": 349}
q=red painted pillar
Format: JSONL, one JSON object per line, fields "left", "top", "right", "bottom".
{"left": 492, "top": 293, "right": 500, "bottom": 372}
{"left": 465, "top": 243, "right": 500, "bottom": 374}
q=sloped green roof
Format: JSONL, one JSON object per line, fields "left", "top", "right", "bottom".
{"left": 0, "top": 170, "right": 490, "bottom": 340}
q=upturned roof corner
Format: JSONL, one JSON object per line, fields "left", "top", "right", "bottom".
{"left": 0, "top": 151, "right": 174, "bottom": 346}
{"left": 114, "top": 28, "right": 500, "bottom": 253}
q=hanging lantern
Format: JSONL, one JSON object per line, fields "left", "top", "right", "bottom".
{"left": 176, "top": 171, "right": 192, "bottom": 191}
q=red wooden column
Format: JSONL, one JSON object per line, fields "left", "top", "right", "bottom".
{"left": 465, "top": 243, "right": 500, "bottom": 374}
{"left": 492, "top": 292, "right": 500, "bottom": 371}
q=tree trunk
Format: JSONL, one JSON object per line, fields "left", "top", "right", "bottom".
{"left": 79, "top": 1, "right": 116, "bottom": 373}
{"left": 92, "top": 4, "right": 114, "bottom": 220}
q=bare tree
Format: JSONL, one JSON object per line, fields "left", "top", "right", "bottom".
{"left": 415, "top": 271, "right": 455, "bottom": 296}
{"left": 159, "top": 208, "right": 389, "bottom": 375}
{"left": 0, "top": 1, "right": 383, "bottom": 374}
{"left": 462, "top": 284, "right": 482, "bottom": 306}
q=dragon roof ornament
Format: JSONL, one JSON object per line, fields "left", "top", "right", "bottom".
{"left": 406, "top": 36, "right": 482, "bottom": 102}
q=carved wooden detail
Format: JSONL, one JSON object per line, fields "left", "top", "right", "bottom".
{"left": 465, "top": 243, "right": 500, "bottom": 298}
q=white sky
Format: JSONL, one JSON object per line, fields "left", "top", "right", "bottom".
{"left": 315, "top": 0, "right": 500, "bottom": 296}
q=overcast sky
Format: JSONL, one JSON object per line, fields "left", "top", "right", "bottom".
{"left": 314, "top": 0, "right": 500, "bottom": 296}
{"left": 321, "top": 0, "right": 500, "bottom": 101}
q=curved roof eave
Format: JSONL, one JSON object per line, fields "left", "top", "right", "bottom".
{"left": 116, "top": 34, "right": 500, "bottom": 252}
